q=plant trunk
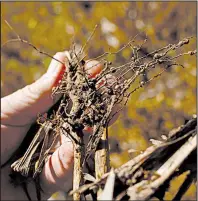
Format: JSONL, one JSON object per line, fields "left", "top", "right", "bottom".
{"left": 95, "top": 128, "right": 110, "bottom": 197}
{"left": 73, "top": 133, "right": 85, "bottom": 200}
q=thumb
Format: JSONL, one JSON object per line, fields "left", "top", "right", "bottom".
{"left": 1, "top": 52, "right": 67, "bottom": 126}
{"left": 40, "top": 136, "right": 74, "bottom": 194}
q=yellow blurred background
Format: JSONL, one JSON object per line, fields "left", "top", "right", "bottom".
{"left": 1, "top": 2, "right": 196, "bottom": 200}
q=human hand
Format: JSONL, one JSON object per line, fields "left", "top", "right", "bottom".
{"left": 1, "top": 52, "right": 103, "bottom": 200}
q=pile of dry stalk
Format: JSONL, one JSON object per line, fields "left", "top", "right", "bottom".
{"left": 73, "top": 115, "right": 196, "bottom": 200}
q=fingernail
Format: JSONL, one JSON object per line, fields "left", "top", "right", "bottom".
{"left": 85, "top": 60, "right": 102, "bottom": 78}
{"left": 47, "top": 52, "right": 66, "bottom": 75}
{"left": 47, "top": 60, "right": 62, "bottom": 75}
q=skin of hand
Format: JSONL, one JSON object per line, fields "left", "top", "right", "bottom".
{"left": 1, "top": 52, "right": 104, "bottom": 200}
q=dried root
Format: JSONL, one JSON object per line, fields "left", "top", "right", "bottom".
{"left": 2, "top": 20, "right": 196, "bottom": 200}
